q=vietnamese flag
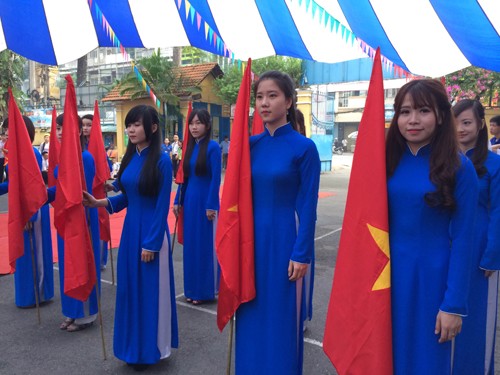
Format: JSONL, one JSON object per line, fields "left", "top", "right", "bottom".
{"left": 215, "top": 58, "right": 255, "bottom": 331}
{"left": 323, "top": 48, "right": 393, "bottom": 375}
{"left": 48, "top": 106, "right": 60, "bottom": 187}
{"left": 6, "top": 88, "right": 48, "bottom": 271}
{"left": 53, "top": 75, "right": 96, "bottom": 302}
{"left": 251, "top": 107, "right": 264, "bottom": 135}
{"left": 175, "top": 101, "right": 192, "bottom": 245}
{"left": 87, "top": 100, "right": 111, "bottom": 242}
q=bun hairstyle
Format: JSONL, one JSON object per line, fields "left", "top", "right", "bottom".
{"left": 253, "top": 70, "right": 298, "bottom": 131}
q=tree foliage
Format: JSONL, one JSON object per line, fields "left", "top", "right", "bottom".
{"left": 119, "top": 48, "right": 199, "bottom": 106}
{"left": 213, "top": 56, "right": 303, "bottom": 105}
{"left": 0, "top": 50, "right": 26, "bottom": 120}
{"left": 445, "top": 67, "right": 500, "bottom": 106}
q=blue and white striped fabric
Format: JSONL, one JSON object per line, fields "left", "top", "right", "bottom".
{"left": 0, "top": 0, "right": 499, "bottom": 76}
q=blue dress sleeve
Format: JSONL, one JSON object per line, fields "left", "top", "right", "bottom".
{"left": 440, "top": 157, "right": 479, "bottom": 315}
{"left": 107, "top": 193, "right": 128, "bottom": 214}
{"left": 142, "top": 155, "right": 173, "bottom": 251}
{"left": 206, "top": 141, "right": 221, "bottom": 211}
{"left": 82, "top": 151, "right": 96, "bottom": 194}
{"left": 480, "top": 155, "right": 500, "bottom": 270}
{"left": 290, "top": 139, "right": 321, "bottom": 264}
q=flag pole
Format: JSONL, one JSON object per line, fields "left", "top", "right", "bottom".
{"left": 226, "top": 316, "right": 235, "bottom": 375}
{"left": 86, "top": 210, "right": 107, "bottom": 360}
{"left": 171, "top": 187, "right": 183, "bottom": 254}
{"left": 108, "top": 237, "right": 115, "bottom": 286}
{"left": 27, "top": 224, "right": 41, "bottom": 325}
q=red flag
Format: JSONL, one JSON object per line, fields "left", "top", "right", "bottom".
{"left": 48, "top": 106, "right": 60, "bottom": 187}
{"left": 175, "top": 101, "right": 192, "bottom": 244}
{"left": 251, "top": 107, "right": 264, "bottom": 135}
{"left": 53, "top": 75, "right": 96, "bottom": 302}
{"left": 87, "top": 100, "right": 111, "bottom": 242}
{"left": 175, "top": 101, "right": 192, "bottom": 184}
{"left": 323, "top": 48, "right": 393, "bottom": 374}
{"left": 6, "top": 88, "right": 48, "bottom": 271}
{"left": 215, "top": 59, "right": 255, "bottom": 331}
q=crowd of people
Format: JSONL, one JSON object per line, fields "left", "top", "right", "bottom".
{"left": 3, "top": 71, "right": 500, "bottom": 374}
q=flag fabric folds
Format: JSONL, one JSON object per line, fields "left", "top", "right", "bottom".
{"left": 323, "top": 48, "right": 393, "bottom": 375}
{"left": 215, "top": 59, "right": 255, "bottom": 331}
{"left": 87, "top": 100, "right": 111, "bottom": 243}
{"left": 7, "top": 88, "right": 48, "bottom": 271}
{"left": 251, "top": 107, "right": 264, "bottom": 135}
{"left": 175, "top": 101, "right": 192, "bottom": 245}
{"left": 48, "top": 106, "right": 60, "bottom": 187}
{"left": 52, "top": 75, "right": 96, "bottom": 302}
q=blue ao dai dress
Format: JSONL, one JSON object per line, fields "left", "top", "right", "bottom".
{"left": 236, "top": 124, "right": 320, "bottom": 375}
{"left": 454, "top": 149, "right": 500, "bottom": 374}
{"left": 0, "top": 147, "right": 54, "bottom": 307}
{"left": 48, "top": 150, "right": 101, "bottom": 321}
{"left": 174, "top": 139, "right": 221, "bottom": 301}
{"left": 388, "top": 144, "right": 478, "bottom": 374}
{"left": 106, "top": 147, "right": 178, "bottom": 364}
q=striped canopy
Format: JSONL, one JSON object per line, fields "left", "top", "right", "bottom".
{"left": 0, "top": 0, "right": 499, "bottom": 77}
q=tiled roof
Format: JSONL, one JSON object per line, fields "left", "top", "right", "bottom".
{"left": 102, "top": 62, "right": 223, "bottom": 102}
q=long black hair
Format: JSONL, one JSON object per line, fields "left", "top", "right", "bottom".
{"left": 253, "top": 70, "right": 297, "bottom": 131}
{"left": 117, "top": 105, "right": 162, "bottom": 196}
{"left": 182, "top": 108, "right": 212, "bottom": 178}
{"left": 453, "top": 99, "right": 488, "bottom": 177}
{"left": 386, "top": 79, "right": 459, "bottom": 210}
{"left": 56, "top": 113, "right": 84, "bottom": 149}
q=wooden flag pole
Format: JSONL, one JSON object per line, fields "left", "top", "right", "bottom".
{"left": 226, "top": 316, "right": 235, "bottom": 375}
{"left": 108, "top": 237, "right": 115, "bottom": 286}
{"left": 27, "top": 224, "right": 41, "bottom": 325}
{"left": 86, "top": 211, "right": 107, "bottom": 360}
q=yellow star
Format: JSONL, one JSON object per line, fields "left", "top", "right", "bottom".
{"left": 228, "top": 204, "right": 238, "bottom": 212}
{"left": 367, "top": 223, "right": 390, "bottom": 291}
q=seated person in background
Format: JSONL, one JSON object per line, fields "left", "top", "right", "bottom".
{"left": 490, "top": 115, "right": 500, "bottom": 153}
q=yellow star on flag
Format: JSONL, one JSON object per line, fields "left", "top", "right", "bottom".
{"left": 367, "top": 223, "right": 390, "bottom": 291}
{"left": 228, "top": 204, "right": 238, "bottom": 212}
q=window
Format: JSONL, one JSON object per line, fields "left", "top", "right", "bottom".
{"left": 338, "top": 91, "right": 351, "bottom": 108}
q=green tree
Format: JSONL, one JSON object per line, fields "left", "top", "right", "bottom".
{"left": 0, "top": 50, "right": 26, "bottom": 120}
{"left": 445, "top": 67, "right": 500, "bottom": 106}
{"left": 213, "top": 56, "right": 303, "bottom": 105}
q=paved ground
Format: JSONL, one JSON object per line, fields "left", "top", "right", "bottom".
{"left": 1, "top": 152, "right": 498, "bottom": 374}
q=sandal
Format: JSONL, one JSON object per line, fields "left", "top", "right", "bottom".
{"left": 66, "top": 321, "right": 93, "bottom": 332}
{"left": 185, "top": 298, "right": 193, "bottom": 303}
{"left": 192, "top": 300, "right": 203, "bottom": 305}
{"left": 60, "top": 318, "right": 74, "bottom": 330}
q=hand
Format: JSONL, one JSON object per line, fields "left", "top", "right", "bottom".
{"left": 104, "top": 183, "right": 115, "bottom": 193}
{"left": 24, "top": 221, "right": 33, "bottom": 231}
{"left": 288, "top": 261, "right": 308, "bottom": 281}
{"left": 82, "top": 191, "right": 107, "bottom": 208}
{"left": 141, "top": 250, "right": 155, "bottom": 263}
{"left": 172, "top": 205, "right": 180, "bottom": 217}
{"left": 435, "top": 310, "right": 462, "bottom": 343}
{"left": 484, "top": 270, "right": 495, "bottom": 278}
{"left": 206, "top": 209, "right": 217, "bottom": 221}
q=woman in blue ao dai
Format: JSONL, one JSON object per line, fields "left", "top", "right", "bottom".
{"left": 0, "top": 116, "right": 54, "bottom": 308}
{"left": 48, "top": 114, "right": 101, "bottom": 332}
{"left": 173, "top": 108, "right": 221, "bottom": 305}
{"left": 83, "top": 105, "right": 178, "bottom": 371}
{"left": 452, "top": 99, "right": 500, "bottom": 374}
{"left": 386, "top": 79, "right": 478, "bottom": 374}
{"left": 235, "top": 71, "right": 320, "bottom": 375}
